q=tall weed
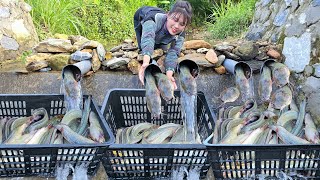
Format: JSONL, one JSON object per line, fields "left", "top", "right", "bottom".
{"left": 207, "top": 0, "right": 257, "bottom": 39}
{"left": 26, "top": 0, "right": 84, "bottom": 40}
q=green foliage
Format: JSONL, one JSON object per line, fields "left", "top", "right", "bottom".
{"left": 207, "top": 0, "right": 257, "bottom": 39}
{"left": 18, "top": 50, "right": 33, "bottom": 64}
{"left": 27, "top": 0, "right": 157, "bottom": 48}
{"left": 26, "top": 0, "right": 84, "bottom": 40}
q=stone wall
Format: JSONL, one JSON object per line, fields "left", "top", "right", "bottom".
{"left": 246, "top": 0, "right": 320, "bottom": 72}
{"left": 247, "top": 0, "right": 320, "bottom": 125}
{"left": 0, "top": 0, "right": 38, "bottom": 61}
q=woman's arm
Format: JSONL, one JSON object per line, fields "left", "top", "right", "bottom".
{"left": 164, "top": 34, "right": 185, "bottom": 89}
{"left": 138, "top": 20, "right": 157, "bottom": 85}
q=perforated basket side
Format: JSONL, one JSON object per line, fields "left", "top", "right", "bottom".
{"left": 0, "top": 94, "right": 114, "bottom": 177}
{"left": 100, "top": 88, "right": 216, "bottom": 179}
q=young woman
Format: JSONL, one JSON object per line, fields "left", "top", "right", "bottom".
{"left": 134, "top": 1, "right": 192, "bottom": 89}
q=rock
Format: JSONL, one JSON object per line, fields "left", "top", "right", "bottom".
{"left": 313, "top": 63, "right": 320, "bottom": 78}
{"left": 303, "top": 76, "right": 320, "bottom": 95}
{"left": 20, "top": 2, "right": 32, "bottom": 13}
{"left": 0, "top": 7, "right": 10, "bottom": 18}
{"left": 46, "top": 53, "right": 71, "bottom": 71}
{"left": 26, "top": 60, "right": 48, "bottom": 72}
{"left": 124, "top": 51, "right": 139, "bottom": 59}
{"left": 110, "top": 45, "right": 122, "bottom": 52}
{"left": 54, "top": 33, "right": 69, "bottom": 40}
{"left": 179, "top": 53, "right": 214, "bottom": 68}
{"left": 68, "top": 35, "right": 89, "bottom": 45}
{"left": 183, "top": 40, "right": 212, "bottom": 50}
{"left": 214, "top": 55, "right": 226, "bottom": 68}
{"left": 91, "top": 49, "right": 101, "bottom": 72}
{"left": 0, "top": 35, "right": 19, "bottom": 50}
{"left": 124, "top": 39, "right": 133, "bottom": 44}
{"left": 34, "top": 39, "right": 75, "bottom": 53}
{"left": 97, "top": 43, "right": 106, "bottom": 61}
{"left": 267, "top": 48, "right": 281, "bottom": 60}
{"left": 137, "top": 54, "right": 144, "bottom": 61}
{"left": 84, "top": 70, "right": 94, "bottom": 77}
{"left": 283, "top": 32, "right": 311, "bottom": 73}
{"left": 255, "top": 47, "right": 269, "bottom": 61}
{"left": 11, "top": 19, "right": 31, "bottom": 41}
{"left": 214, "top": 44, "right": 235, "bottom": 52}
{"left": 112, "top": 51, "right": 125, "bottom": 57}
{"left": 304, "top": 65, "right": 313, "bottom": 77}
{"left": 70, "top": 50, "right": 92, "bottom": 61}
{"left": 151, "top": 49, "right": 164, "bottom": 59}
{"left": 81, "top": 49, "right": 93, "bottom": 53}
{"left": 233, "top": 41, "right": 259, "bottom": 60}
{"left": 222, "top": 51, "right": 241, "bottom": 60}
{"left": 307, "top": 93, "right": 320, "bottom": 126}
{"left": 273, "top": 9, "right": 289, "bottom": 27}
{"left": 183, "top": 49, "right": 196, "bottom": 54}
{"left": 105, "top": 52, "right": 113, "bottom": 60}
{"left": 106, "top": 57, "right": 130, "bottom": 69}
{"left": 205, "top": 49, "right": 218, "bottom": 64}
{"left": 214, "top": 66, "right": 226, "bottom": 74}
{"left": 197, "top": 48, "right": 209, "bottom": 53}
{"left": 80, "top": 40, "right": 100, "bottom": 49}
{"left": 26, "top": 53, "right": 51, "bottom": 62}
{"left": 127, "top": 59, "right": 141, "bottom": 75}
{"left": 305, "top": 5, "right": 320, "bottom": 26}
{"left": 122, "top": 43, "right": 138, "bottom": 51}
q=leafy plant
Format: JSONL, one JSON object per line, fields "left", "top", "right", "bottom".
{"left": 207, "top": 0, "right": 257, "bottom": 39}
{"left": 19, "top": 50, "right": 33, "bottom": 64}
{"left": 26, "top": 0, "right": 84, "bottom": 40}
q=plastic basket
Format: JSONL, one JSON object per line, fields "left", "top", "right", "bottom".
{"left": 0, "top": 94, "right": 115, "bottom": 177}
{"left": 100, "top": 88, "right": 215, "bottom": 179}
{"left": 203, "top": 130, "right": 320, "bottom": 179}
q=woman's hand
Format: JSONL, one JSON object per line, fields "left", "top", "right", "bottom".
{"left": 166, "top": 70, "right": 177, "bottom": 90}
{"left": 139, "top": 55, "right": 151, "bottom": 85}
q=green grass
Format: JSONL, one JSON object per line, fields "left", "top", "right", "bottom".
{"left": 26, "top": 0, "right": 157, "bottom": 48}
{"left": 207, "top": 0, "right": 257, "bottom": 40}
{"left": 26, "top": 0, "right": 84, "bottom": 40}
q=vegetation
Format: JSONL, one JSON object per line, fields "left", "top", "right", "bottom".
{"left": 207, "top": 0, "right": 258, "bottom": 39}
{"left": 26, "top": 0, "right": 257, "bottom": 47}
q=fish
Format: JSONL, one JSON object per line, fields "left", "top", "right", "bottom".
{"left": 180, "top": 89, "right": 197, "bottom": 143}
{"left": 129, "top": 123, "right": 158, "bottom": 144}
{"left": 258, "top": 66, "right": 272, "bottom": 102}
{"left": 88, "top": 111, "right": 105, "bottom": 143}
{"left": 219, "top": 87, "right": 240, "bottom": 104}
{"left": 27, "top": 127, "right": 49, "bottom": 144}
{"left": 55, "top": 124, "right": 95, "bottom": 144}
{"left": 276, "top": 110, "right": 298, "bottom": 127}
{"left": 178, "top": 65, "right": 197, "bottom": 95}
{"left": 24, "top": 108, "right": 49, "bottom": 134}
{"left": 153, "top": 72, "right": 174, "bottom": 101}
{"left": 268, "top": 62, "right": 290, "bottom": 87}
{"left": 304, "top": 113, "right": 320, "bottom": 144}
{"left": 291, "top": 98, "right": 306, "bottom": 135}
{"left": 235, "top": 66, "right": 252, "bottom": 102}
{"left": 270, "top": 85, "right": 292, "bottom": 111}
{"left": 62, "top": 68, "right": 83, "bottom": 111}
{"left": 269, "top": 125, "right": 310, "bottom": 144}
{"left": 77, "top": 96, "right": 91, "bottom": 135}
{"left": 145, "top": 70, "right": 162, "bottom": 118}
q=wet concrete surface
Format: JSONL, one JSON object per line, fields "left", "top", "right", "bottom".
{"left": 0, "top": 69, "right": 261, "bottom": 180}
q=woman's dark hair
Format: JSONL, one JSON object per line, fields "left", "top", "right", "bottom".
{"left": 168, "top": 1, "right": 193, "bottom": 26}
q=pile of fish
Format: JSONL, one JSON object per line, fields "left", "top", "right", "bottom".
{"left": 115, "top": 122, "right": 201, "bottom": 144}
{"left": 144, "top": 70, "right": 174, "bottom": 119}
{"left": 211, "top": 61, "right": 320, "bottom": 145}
{"left": 0, "top": 100, "right": 105, "bottom": 144}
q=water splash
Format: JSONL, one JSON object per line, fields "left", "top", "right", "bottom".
{"left": 56, "top": 163, "right": 72, "bottom": 180}
{"left": 72, "top": 163, "right": 89, "bottom": 180}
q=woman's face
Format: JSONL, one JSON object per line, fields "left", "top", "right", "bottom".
{"left": 166, "top": 13, "right": 187, "bottom": 35}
